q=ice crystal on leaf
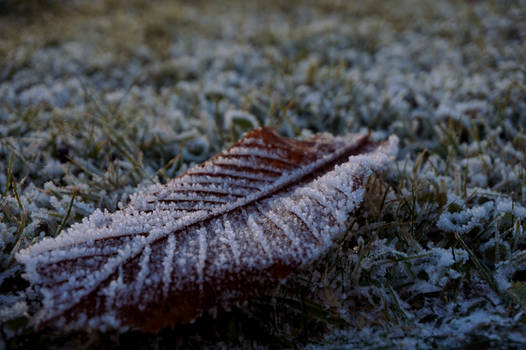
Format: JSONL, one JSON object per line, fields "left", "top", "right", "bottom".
{"left": 17, "top": 127, "right": 398, "bottom": 332}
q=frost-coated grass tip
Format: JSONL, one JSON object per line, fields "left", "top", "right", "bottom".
{"left": 17, "top": 127, "right": 398, "bottom": 332}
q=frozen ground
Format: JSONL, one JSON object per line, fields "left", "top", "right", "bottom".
{"left": 0, "top": 0, "right": 525, "bottom": 348}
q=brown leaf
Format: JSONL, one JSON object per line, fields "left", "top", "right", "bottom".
{"left": 17, "top": 127, "right": 398, "bottom": 332}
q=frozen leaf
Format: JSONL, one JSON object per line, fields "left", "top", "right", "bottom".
{"left": 17, "top": 127, "right": 398, "bottom": 332}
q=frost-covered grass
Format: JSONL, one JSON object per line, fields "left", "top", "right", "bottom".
{"left": 1, "top": 0, "right": 525, "bottom": 348}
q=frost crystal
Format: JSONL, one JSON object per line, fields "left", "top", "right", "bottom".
{"left": 16, "top": 127, "right": 398, "bottom": 332}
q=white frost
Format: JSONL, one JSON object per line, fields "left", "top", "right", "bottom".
{"left": 16, "top": 130, "right": 398, "bottom": 331}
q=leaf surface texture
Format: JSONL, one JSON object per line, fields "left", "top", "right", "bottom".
{"left": 17, "top": 127, "right": 398, "bottom": 332}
